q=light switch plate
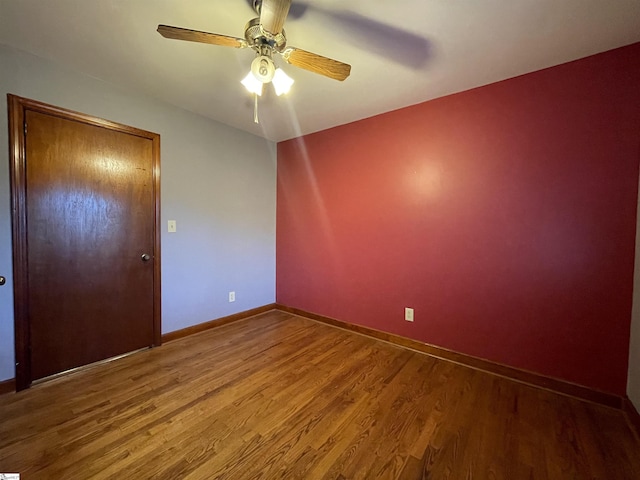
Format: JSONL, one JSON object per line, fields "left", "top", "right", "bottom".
{"left": 168, "top": 220, "right": 177, "bottom": 233}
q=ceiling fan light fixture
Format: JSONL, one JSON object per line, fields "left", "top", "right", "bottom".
{"left": 272, "top": 68, "right": 294, "bottom": 96}
{"left": 241, "top": 71, "right": 263, "bottom": 96}
{"left": 250, "top": 55, "right": 276, "bottom": 83}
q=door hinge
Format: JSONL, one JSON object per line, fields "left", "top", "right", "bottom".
{"left": 24, "top": 121, "right": 27, "bottom": 136}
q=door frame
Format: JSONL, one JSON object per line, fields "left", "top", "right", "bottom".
{"left": 8, "top": 94, "right": 162, "bottom": 390}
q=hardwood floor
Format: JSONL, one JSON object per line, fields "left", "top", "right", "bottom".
{"left": 0, "top": 310, "right": 638, "bottom": 479}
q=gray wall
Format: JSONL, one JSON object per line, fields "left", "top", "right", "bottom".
{"left": 0, "top": 44, "right": 276, "bottom": 382}
{"left": 629, "top": 178, "right": 640, "bottom": 410}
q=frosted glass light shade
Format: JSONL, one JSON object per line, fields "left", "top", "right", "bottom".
{"left": 241, "top": 72, "right": 263, "bottom": 96}
{"left": 272, "top": 68, "right": 294, "bottom": 96}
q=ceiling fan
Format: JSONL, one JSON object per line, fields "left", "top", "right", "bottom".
{"left": 157, "top": 0, "right": 351, "bottom": 122}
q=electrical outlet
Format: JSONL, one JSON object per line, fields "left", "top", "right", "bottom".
{"left": 405, "top": 307, "right": 414, "bottom": 322}
{"left": 229, "top": 291, "right": 236, "bottom": 302}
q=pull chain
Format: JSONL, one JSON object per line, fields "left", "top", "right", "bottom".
{"left": 253, "top": 93, "right": 259, "bottom": 124}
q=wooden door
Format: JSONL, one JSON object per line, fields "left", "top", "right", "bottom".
{"left": 8, "top": 95, "right": 161, "bottom": 389}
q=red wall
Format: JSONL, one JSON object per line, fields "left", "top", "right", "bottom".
{"left": 276, "top": 43, "right": 640, "bottom": 396}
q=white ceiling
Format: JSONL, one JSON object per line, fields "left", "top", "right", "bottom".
{"left": 1, "top": 0, "right": 639, "bottom": 142}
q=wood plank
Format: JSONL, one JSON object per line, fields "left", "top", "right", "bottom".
{"left": 623, "top": 396, "right": 640, "bottom": 442}
{"left": 0, "top": 378, "right": 15, "bottom": 395}
{"left": 0, "top": 310, "right": 638, "bottom": 479}
{"left": 161, "top": 304, "right": 277, "bottom": 342}
{"left": 277, "top": 304, "right": 624, "bottom": 409}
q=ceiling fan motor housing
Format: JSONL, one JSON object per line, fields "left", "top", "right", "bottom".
{"left": 245, "top": 17, "right": 287, "bottom": 52}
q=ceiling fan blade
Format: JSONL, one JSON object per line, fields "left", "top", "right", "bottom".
{"left": 314, "top": 10, "right": 432, "bottom": 69}
{"left": 283, "top": 48, "right": 351, "bottom": 81}
{"left": 260, "top": 0, "right": 292, "bottom": 35}
{"left": 267, "top": 4, "right": 432, "bottom": 68}
{"left": 157, "top": 25, "right": 247, "bottom": 48}
{"left": 287, "top": 2, "right": 308, "bottom": 20}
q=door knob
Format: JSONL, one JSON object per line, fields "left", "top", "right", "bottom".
{"left": 0, "top": 276, "right": 5, "bottom": 286}
{"left": 141, "top": 254, "right": 151, "bottom": 262}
